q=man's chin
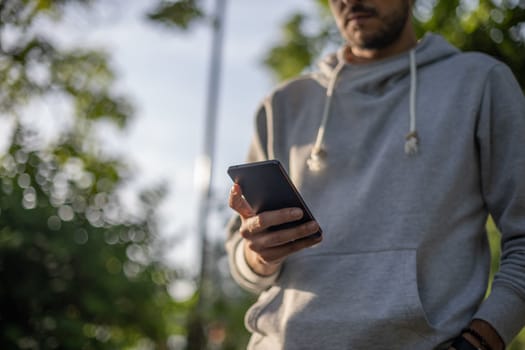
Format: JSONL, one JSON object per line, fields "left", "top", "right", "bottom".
{"left": 346, "top": 32, "right": 375, "bottom": 50}
{"left": 347, "top": 29, "right": 401, "bottom": 51}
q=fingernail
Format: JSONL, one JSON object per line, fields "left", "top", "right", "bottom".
{"left": 307, "top": 221, "right": 318, "bottom": 230}
{"left": 291, "top": 208, "right": 303, "bottom": 218}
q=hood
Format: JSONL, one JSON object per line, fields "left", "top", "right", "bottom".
{"left": 315, "top": 33, "right": 459, "bottom": 90}
{"left": 306, "top": 33, "right": 460, "bottom": 172}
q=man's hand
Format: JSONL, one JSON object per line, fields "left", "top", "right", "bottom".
{"left": 448, "top": 319, "right": 505, "bottom": 350}
{"left": 228, "top": 183, "right": 322, "bottom": 276}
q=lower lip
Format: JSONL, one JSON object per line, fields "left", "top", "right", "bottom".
{"left": 348, "top": 15, "right": 374, "bottom": 25}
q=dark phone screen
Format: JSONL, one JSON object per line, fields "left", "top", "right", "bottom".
{"left": 227, "top": 160, "right": 322, "bottom": 236}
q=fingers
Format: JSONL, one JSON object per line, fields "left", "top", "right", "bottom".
{"left": 229, "top": 183, "right": 305, "bottom": 235}
{"left": 247, "top": 224, "right": 322, "bottom": 265}
{"left": 229, "top": 182, "right": 323, "bottom": 266}
{"left": 242, "top": 207, "right": 304, "bottom": 235}
{"left": 263, "top": 234, "right": 322, "bottom": 264}
{"left": 246, "top": 220, "right": 319, "bottom": 247}
{"left": 244, "top": 220, "right": 320, "bottom": 248}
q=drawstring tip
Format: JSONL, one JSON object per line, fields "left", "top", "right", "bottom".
{"left": 404, "top": 131, "right": 419, "bottom": 155}
{"left": 307, "top": 147, "right": 327, "bottom": 171}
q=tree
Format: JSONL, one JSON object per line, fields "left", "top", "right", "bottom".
{"left": 413, "top": 0, "right": 525, "bottom": 89}
{"left": 0, "top": 1, "right": 187, "bottom": 348}
{"left": 147, "top": 0, "right": 205, "bottom": 30}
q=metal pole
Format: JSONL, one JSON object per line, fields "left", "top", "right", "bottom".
{"left": 197, "top": 0, "right": 227, "bottom": 303}
{"left": 190, "top": 0, "right": 227, "bottom": 347}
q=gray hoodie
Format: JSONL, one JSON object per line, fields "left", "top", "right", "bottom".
{"left": 226, "top": 34, "right": 525, "bottom": 349}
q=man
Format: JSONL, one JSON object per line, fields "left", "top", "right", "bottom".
{"left": 226, "top": 0, "right": 525, "bottom": 349}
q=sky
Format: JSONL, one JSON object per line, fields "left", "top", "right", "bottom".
{"left": 41, "top": 0, "right": 320, "bottom": 272}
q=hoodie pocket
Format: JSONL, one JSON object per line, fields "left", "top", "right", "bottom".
{"left": 245, "top": 249, "right": 441, "bottom": 349}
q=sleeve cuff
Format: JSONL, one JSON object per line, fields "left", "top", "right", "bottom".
{"left": 473, "top": 284, "right": 525, "bottom": 345}
{"left": 235, "top": 239, "right": 280, "bottom": 286}
{"left": 226, "top": 231, "right": 280, "bottom": 293}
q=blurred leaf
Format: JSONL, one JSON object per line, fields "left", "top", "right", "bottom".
{"left": 263, "top": 13, "right": 335, "bottom": 81}
{"left": 263, "top": 14, "right": 315, "bottom": 81}
{"left": 147, "top": 0, "right": 205, "bottom": 30}
{"left": 414, "top": 0, "right": 525, "bottom": 91}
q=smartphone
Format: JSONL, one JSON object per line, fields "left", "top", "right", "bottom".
{"left": 227, "top": 159, "right": 322, "bottom": 237}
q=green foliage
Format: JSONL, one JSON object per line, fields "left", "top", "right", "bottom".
{"left": 0, "top": 0, "right": 190, "bottom": 348}
{"left": 261, "top": 0, "right": 340, "bottom": 82}
{"left": 0, "top": 128, "right": 188, "bottom": 349}
{"left": 262, "top": 13, "right": 329, "bottom": 82}
{"left": 413, "top": 0, "right": 525, "bottom": 92}
{"left": 147, "top": 0, "right": 205, "bottom": 30}
{"left": 0, "top": 127, "right": 185, "bottom": 349}
{"left": 0, "top": 31, "right": 131, "bottom": 127}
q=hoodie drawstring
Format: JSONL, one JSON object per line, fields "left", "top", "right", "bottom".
{"left": 306, "top": 58, "right": 346, "bottom": 172}
{"left": 405, "top": 49, "right": 419, "bottom": 155}
{"left": 307, "top": 48, "right": 419, "bottom": 172}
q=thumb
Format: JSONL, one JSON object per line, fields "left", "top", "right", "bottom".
{"left": 229, "top": 183, "right": 256, "bottom": 218}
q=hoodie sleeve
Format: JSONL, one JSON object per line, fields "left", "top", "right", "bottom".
{"left": 473, "top": 63, "right": 525, "bottom": 345}
{"left": 224, "top": 98, "right": 282, "bottom": 294}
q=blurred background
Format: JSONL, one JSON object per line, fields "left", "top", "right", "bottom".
{"left": 0, "top": 0, "right": 524, "bottom": 349}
